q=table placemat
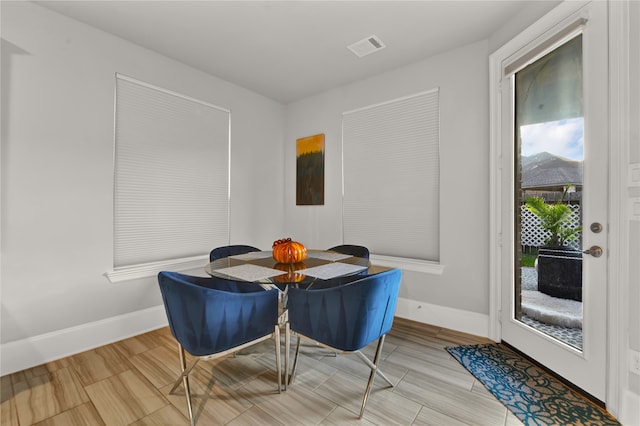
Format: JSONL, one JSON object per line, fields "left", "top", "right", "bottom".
{"left": 214, "top": 264, "right": 283, "bottom": 281}
{"left": 229, "top": 251, "right": 274, "bottom": 260}
{"left": 306, "top": 251, "right": 353, "bottom": 261}
{"left": 300, "top": 263, "right": 367, "bottom": 280}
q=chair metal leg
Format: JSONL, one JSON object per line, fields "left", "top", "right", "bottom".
{"left": 359, "top": 335, "right": 387, "bottom": 419}
{"left": 167, "top": 329, "right": 281, "bottom": 425}
{"left": 283, "top": 323, "right": 302, "bottom": 388}
{"left": 284, "top": 322, "right": 290, "bottom": 391}
{"left": 177, "top": 344, "right": 195, "bottom": 426}
{"left": 169, "top": 351, "right": 200, "bottom": 395}
{"left": 355, "top": 350, "right": 394, "bottom": 387}
{"left": 274, "top": 324, "right": 282, "bottom": 393}
{"left": 289, "top": 335, "right": 302, "bottom": 385}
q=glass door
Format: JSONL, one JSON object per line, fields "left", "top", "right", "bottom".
{"left": 498, "top": 1, "right": 608, "bottom": 402}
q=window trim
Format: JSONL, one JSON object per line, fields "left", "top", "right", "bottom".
{"left": 105, "top": 254, "right": 210, "bottom": 283}
{"left": 370, "top": 254, "right": 444, "bottom": 275}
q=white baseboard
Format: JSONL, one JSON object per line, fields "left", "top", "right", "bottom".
{"left": 1, "top": 305, "right": 168, "bottom": 376}
{"left": 395, "top": 297, "right": 490, "bottom": 338}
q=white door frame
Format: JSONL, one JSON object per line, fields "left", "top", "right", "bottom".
{"left": 489, "top": 0, "right": 629, "bottom": 417}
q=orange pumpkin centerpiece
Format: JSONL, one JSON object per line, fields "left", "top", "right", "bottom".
{"left": 272, "top": 238, "right": 307, "bottom": 264}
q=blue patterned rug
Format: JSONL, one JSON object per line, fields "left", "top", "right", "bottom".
{"left": 446, "top": 344, "right": 620, "bottom": 425}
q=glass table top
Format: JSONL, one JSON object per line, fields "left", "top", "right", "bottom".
{"left": 205, "top": 249, "right": 388, "bottom": 288}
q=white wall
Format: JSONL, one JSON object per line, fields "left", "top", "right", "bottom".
{"left": 283, "top": 40, "right": 492, "bottom": 329}
{"left": 488, "top": 1, "right": 561, "bottom": 52}
{"left": 0, "top": 2, "right": 285, "bottom": 373}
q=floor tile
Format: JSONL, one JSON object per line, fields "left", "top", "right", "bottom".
{"left": 161, "top": 368, "right": 254, "bottom": 425}
{"left": 32, "top": 402, "right": 105, "bottom": 426}
{"left": 70, "top": 345, "right": 133, "bottom": 387}
{"left": 225, "top": 405, "right": 284, "bottom": 426}
{"left": 129, "top": 404, "right": 189, "bottom": 426}
{"left": 393, "top": 369, "right": 507, "bottom": 426}
{"left": 12, "top": 367, "right": 88, "bottom": 425}
{"left": 85, "top": 369, "right": 167, "bottom": 426}
{"left": 130, "top": 345, "right": 183, "bottom": 389}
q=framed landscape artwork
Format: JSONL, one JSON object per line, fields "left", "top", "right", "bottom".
{"left": 296, "top": 133, "right": 325, "bottom": 205}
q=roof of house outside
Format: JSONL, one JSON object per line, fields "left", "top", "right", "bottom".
{"left": 522, "top": 152, "right": 582, "bottom": 190}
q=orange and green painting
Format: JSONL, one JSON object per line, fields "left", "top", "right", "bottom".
{"left": 296, "top": 133, "right": 325, "bottom": 205}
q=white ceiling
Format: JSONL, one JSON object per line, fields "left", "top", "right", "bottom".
{"left": 35, "top": 1, "right": 556, "bottom": 104}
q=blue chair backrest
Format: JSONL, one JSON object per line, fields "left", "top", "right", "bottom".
{"left": 209, "top": 245, "right": 261, "bottom": 262}
{"left": 287, "top": 268, "right": 401, "bottom": 352}
{"left": 328, "top": 244, "right": 370, "bottom": 259}
{"left": 158, "top": 271, "right": 278, "bottom": 356}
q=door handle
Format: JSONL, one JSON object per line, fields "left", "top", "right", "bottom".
{"left": 582, "top": 246, "right": 603, "bottom": 257}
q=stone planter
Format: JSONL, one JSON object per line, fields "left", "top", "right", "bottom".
{"left": 537, "top": 246, "right": 583, "bottom": 301}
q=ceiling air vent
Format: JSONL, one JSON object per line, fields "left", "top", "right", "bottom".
{"left": 347, "top": 35, "right": 386, "bottom": 58}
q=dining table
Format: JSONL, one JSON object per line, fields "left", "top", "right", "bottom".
{"left": 205, "top": 249, "right": 390, "bottom": 290}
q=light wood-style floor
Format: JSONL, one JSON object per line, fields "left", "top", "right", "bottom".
{"left": 1, "top": 318, "right": 525, "bottom": 425}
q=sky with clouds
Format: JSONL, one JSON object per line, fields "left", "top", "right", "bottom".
{"left": 520, "top": 117, "right": 584, "bottom": 161}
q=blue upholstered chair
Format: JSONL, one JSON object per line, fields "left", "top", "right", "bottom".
{"left": 209, "top": 244, "right": 261, "bottom": 262}
{"left": 284, "top": 268, "right": 402, "bottom": 419}
{"left": 158, "top": 271, "right": 281, "bottom": 425}
{"left": 328, "top": 244, "right": 370, "bottom": 259}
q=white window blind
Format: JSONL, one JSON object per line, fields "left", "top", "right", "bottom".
{"left": 112, "top": 74, "right": 230, "bottom": 275}
{"left": 342, "top": 89, "right": 440, "bottom": 261}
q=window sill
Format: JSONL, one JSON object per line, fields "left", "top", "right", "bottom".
{"left": 370, "top": 254, "right": 444, "bottom": 275}
{"left": 105, "top": 254, "right": 209, "bottom": 283}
